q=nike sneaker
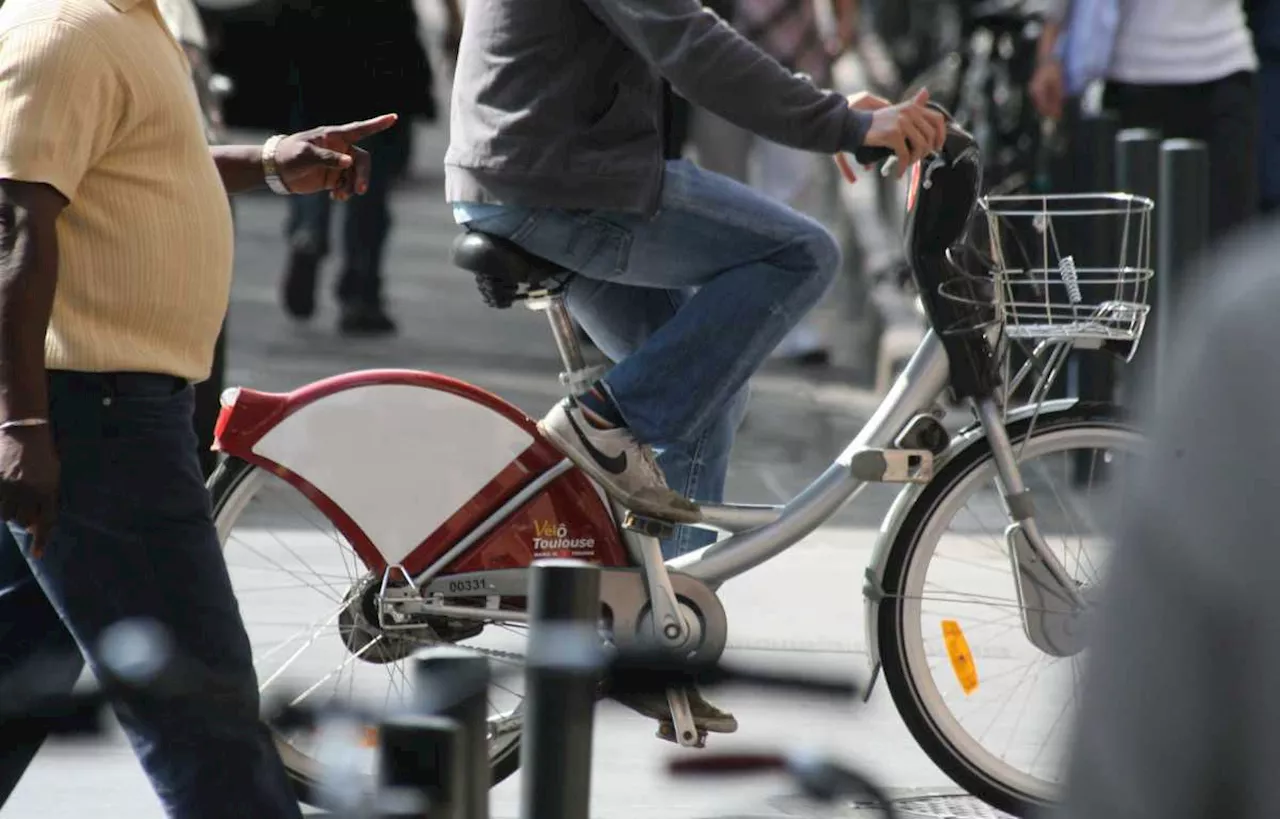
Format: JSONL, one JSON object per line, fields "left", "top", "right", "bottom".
{"left": 537, "top": 399, "right": 702, "bottom": 524}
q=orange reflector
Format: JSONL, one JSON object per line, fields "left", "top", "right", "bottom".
{"left": 906, "top": 160, "right": 923, "bottom": 213}
{"left": 361, "top": 726, "right": 379, "bottom": 748}
{"left": 941, "top": 619, "right": 979, "bottom": 695}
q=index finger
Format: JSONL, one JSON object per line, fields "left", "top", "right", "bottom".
{"left": 925, "top": 107, "right": 947, "bottom": 150}
{"left": 332, "top": 113, "right": 400, "bottom": 143}
{"left": 834, "top": 153, "right": 858, "bottom": 184}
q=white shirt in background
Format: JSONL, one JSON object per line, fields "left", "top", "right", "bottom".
{"left": 1108, "top": 0, "right": 1258, "bottom": 84}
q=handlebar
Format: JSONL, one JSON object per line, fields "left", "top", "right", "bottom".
{"left": 848, "top": 99, "right": 956, "bottom": 178}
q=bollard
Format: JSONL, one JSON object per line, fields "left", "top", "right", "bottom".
{"left": 379, "top": 715, "right": 465, "bottom": 819}
{"left": 1155, "top": 139, "right": 1210, "bottom": 392}
{"left": 520, "top": 559, "right": 603, "bottom": 819}
{"left": 414, "top": 647, "right": 491, "bottom": 819}
{"left": 1063, "top": 110, "right": 1119, "bottom": 406}
{"left": 1113, "top": 129, "right": 1163, "bottom": 390}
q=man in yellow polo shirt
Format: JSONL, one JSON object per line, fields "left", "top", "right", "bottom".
{"left": 0, "top": 0, "right": 397, "bottom": 814}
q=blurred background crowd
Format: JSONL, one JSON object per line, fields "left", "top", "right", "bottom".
{"left": 173, "top": 0, "right": 1278, "bottom": 386}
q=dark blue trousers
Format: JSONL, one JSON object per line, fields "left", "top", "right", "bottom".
{"left": 0, "top": 371, "right": 301, "bottom": 818}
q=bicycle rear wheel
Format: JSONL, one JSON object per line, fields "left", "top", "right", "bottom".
{"left": 877, "top": 402, "right": 1141, "bottom": 815}
{"left": 209, "top": 457, "right": 526, "bottom": 806}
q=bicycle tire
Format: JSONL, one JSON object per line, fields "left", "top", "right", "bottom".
{"left": 876, "top": 402, "right": 1139, "bottom": 816}
{"left": 208, "top": 456, "right": 523, "bottom": 808}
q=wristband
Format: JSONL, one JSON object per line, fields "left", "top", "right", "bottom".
{"left": 0, "top": 418, "right": 47, "bottom": 432}
{"left": 262, "top": 134, "right": 291, "bottom": 195}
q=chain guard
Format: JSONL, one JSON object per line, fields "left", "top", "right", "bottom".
{"left": 340, "top": 567, "right": 728, "bottom": 672}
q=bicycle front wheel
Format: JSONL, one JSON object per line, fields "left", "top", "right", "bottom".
{"left": 877, "top": 402, "right": 1142, "bottom": 816}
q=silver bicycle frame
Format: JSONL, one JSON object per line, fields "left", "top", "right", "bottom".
{"left": 401, "top": 293, "right": 1086, "bottom": 672}
{"left": 667, "top": 328, "right": 952, "bottom": 588}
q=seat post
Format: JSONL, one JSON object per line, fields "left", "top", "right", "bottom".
{"left": 543, "top": 294, "right": 586, "bottom": 373}
{"left": 527, "top": 293, "right": 604, "bottom": 395}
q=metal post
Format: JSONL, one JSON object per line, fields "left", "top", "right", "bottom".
{"left": 414, "top": 648, "right": 490, "bottom": 819}
{"left": 1113, "top": 129, "right": 1163, "bottom": 389}
{"left": 520, "top": 559, "right": 602, "bottom": 819}
{"left": 378, "top": 715, "right": 464, "bottom": 819}
{"left": 1063, "top": 110, "right": 1119, "bottom": 405}
{"left": 1154, "top": 139, "right": 1210, "bottom": 391}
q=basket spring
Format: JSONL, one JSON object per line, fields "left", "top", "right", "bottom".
{"left": 1057, "top": 255, "right": 1082, "bottom": 305}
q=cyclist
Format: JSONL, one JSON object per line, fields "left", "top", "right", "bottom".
{"left": 447, "top": 0, "right": 945, "bottom": 734}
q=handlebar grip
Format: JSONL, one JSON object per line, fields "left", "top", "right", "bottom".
{"left": 849, "top": 100, "right": 954, "bottom": 168}
{"left": 852, "top": 145, "right": 895, "bottom": 166}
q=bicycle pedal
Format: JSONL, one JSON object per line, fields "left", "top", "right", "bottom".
{"left": 621, "top": 511, "right": 677, "bottom": 540}
{"left": 848, "top": 447, "right": 934, "bottom": 484}
{"left": 663, "top": 686, "right": 703, "bottom": 748}
{"left": 656, "top": 720, "right": 707, "bottom": 748}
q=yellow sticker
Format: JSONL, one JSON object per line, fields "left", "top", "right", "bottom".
{"left": 941, "top": 619, "right": 979, "bottom": 695}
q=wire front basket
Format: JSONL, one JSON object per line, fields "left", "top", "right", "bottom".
{"left": 942, "top": 193, "right": 1155, "bottom": 345}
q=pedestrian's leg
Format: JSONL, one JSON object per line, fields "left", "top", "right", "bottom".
{"left": 282, "top": 192, "right": 332, "bottom": 320}
{"left": 338, "top": 121, "right": 411, "bottom": 334}
{"left": 566, "top": 277, "right": 750, "bottom": 558}
{"left": 11, "top": 372, "right": 302, "bottom": 819}
{"left": 1204, "top": 71, "right": 1259, "bottom": 240}
{"left": 1259, "top": 61, "right": 1280, "bottom": 215}
{"left": 0, "top": 525, "right": 83, "bottom": 807}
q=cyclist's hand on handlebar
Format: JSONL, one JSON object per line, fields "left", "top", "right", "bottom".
{"left": 860, "top": 88, "right": 947, "bottom": 178}
{"left": 834, "top": 92, "right": 893, "bottom": 183}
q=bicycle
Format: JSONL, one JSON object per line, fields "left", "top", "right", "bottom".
{"left": 207, "top": 106, "right": 1153, "bottom": 816}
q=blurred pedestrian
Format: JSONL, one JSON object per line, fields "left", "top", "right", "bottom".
{"left": 1249, "top": 0, "right": 1280, "bottom": 213}
{"left": 278, "top": 0, "right": 459, "bottom": 336}
{"left": 689, "top": 0, "right": 860, "bottom": 365}
{"left": 1053, "top": 218, "right": 1280, "bottom": 819}
{"left": 1030, "top": 0, "right": 1259, "bottom": 240}
{"left": 0, "top": 0, "right": 395, "bottom": 813}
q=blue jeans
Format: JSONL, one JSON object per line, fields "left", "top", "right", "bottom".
{"left": 456, "top": 159, "right": 840, "bottom": 557}
{"left": 287, "top": 120, "right": 412, "bottom": 307}
{"left": 0, "top": 372, "right": 300, "bottom": 819}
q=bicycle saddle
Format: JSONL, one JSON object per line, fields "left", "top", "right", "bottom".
{"left": 451, "top": 230, "right": 569, "bottom": 309}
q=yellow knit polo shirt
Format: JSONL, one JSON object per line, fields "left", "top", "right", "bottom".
{"left": 0, "top": 0, "right": 235, "bottom": 383}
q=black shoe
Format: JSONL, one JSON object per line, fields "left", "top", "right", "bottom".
{"left": 282, "top": 251, "right": 321, "bottom": 320}
{"left": 339, "top": 303, "right": 398, "bottom": 337}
